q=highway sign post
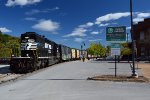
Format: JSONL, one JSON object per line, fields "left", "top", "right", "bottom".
{"left": 106, "top": 26, "right": 126, "bottom": 77}
{"left": 110, "top": 43, "right": 121, "bottom": 77}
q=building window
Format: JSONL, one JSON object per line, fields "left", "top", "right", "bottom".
{"left": 141, "top": 47, "right": 145, "bottom": 56}
{"left": 140, "top": 32, "right": 145, "bottom": 40}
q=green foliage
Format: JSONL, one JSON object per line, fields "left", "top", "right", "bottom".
{"left": 88, "top": 43, "right": 106, "bottom": 57}
{"left": 106, "top": 46, "right": 111, "bottom": 56}
{"left": 0, "top": 31, "right": 20, "bottom": 58}
{"left": 121, "top": 48, "right": 132, "bottom": 55}
{"left": 121, "top": 43, "right": 132, "bottom": 56}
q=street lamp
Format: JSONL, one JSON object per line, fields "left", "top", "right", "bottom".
{"left": 81, "top": 45, "right": 83, "bottom": 56}
{"left": 130, "top": 0, "right": 137, "bottom": 77}
{"left": 81, "top": 42, "right": 85, "bottom": 56}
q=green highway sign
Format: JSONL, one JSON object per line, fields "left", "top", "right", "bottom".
{"left": 111, "top": 43, "right": 120, "bottom": 48}
{"left": 106, "top": 26, "right": 126, "bottom": 43}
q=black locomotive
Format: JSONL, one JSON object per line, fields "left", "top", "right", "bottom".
{"left": 10, "top": 32, "right": 82, "bottom": 73}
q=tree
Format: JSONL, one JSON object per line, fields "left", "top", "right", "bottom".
{"left": 121, "top": 48, "right": 132, "bottom": 55}
{"left": 0, "top": 32, "right": 20, "bottom": 58}
{"left": 106, "top": 46, "right": 111, "bottom": 56}
{"left": 121, "top": 43, "right": 132, "bottom": 55}
{"left": 88, "top": 43, "right": 106, "bottom": 57}
{"left": 121, "top": 43, "right": 132, "bottom": 61}
{"left": 88, "top": 43, "right": 95, "bottom": 55}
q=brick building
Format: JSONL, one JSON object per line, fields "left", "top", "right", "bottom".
{"left": 133, "top": 18, "right": 150, "bottom": 59}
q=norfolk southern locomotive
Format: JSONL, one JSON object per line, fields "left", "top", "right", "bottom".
{"left": 10, "top": 32, "right": 82, "bottom": 73}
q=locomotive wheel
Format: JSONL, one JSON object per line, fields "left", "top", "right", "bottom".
{"left": 31, "top": 61, "right": 37, "bottom": 71}
{"left": 45, "top": 60, "right": 49, "bottom": 67}
{"left": 40, "top": 60, "right": 45, "bottom": 68}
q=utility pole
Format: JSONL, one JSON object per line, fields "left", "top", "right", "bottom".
{"left": 81, "top": 42, "right": 85, "bottom": 55}
{"left": 81, "top": 42, "right": 85, "bottom": 62}
{"left": 130, "top": 0, "right": 137, "bottom": 77}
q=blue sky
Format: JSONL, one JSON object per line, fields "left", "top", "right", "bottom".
{"left": 0, "top": 0, "right": 150, "bottom": 49}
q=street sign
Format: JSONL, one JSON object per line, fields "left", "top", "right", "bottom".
{"left": 106, "top": 26, "right": 126, "bottom": 43}
{"left": 111, "top": 48, "right": 121, "bottom": 56}
{"left": 111, "top": 43, "right": 121, "bottom": 56}
{"left": 111, "top": 43, "right": 120, "bottom": 48}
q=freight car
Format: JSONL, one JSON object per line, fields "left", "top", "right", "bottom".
{"left": 59, "top": 45, "right": 71, "bottom": 62}
{"left": 71, "top": 48, "right": 76, "bottom": 60}
{"left": 76, "top": 49, "right": 81, "bottom": 60}
{"left": 71, "top": 48, "right": 81, "bottom": 60}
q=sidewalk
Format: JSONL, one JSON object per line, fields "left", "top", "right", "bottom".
{"left": 87, "top": 60, "right": 148, "bottom": 82}
{"left": 138, "top": 63, "right": 150, "bottom": 80}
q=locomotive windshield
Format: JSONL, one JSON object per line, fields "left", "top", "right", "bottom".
{"left": 21, "top": 39, "right": 35, "bottom": 43}
{"left": 28, "top": 39, "right": 35, "bottom": 42}
{"left": 21, "top": 39, "right": 28, "bottom": 43}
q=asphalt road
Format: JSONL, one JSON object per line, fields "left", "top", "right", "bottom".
{"left": 0, "top": 60, "right": 150, "bottom": 100}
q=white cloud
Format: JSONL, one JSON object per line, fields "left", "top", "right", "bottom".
{"left": 51, "top": 6, "right": 60, "bottom": 10}
{"left": 25, "top": 17, "right": 37, "bottom": 21}
{"left": 126, "top": 26, "right": 131, "bottom": 30}
{"left": 64, "top": 12, "right": 132, "bottom": 38}
{"left": 91, "top": 31, "right": 99, "bottom": 35}
{"left": 95, "top": 12, "right": 130, "bottom": 24}
{"left": 89, "top": 39, "right": 102, "bottom": 42}
{"left": 64, "top": 22, "right": 93, "bottom": 38}
{"left": 99, "top": 23, "right": 110, "bottom": 27}
{"left": 99, "top": 29, "right": 104, "bottom": 34}
{"left": 5, "top": 0, "right": 42, "bottom": 7}
{"left": 0, "top": 27, "right": 12, "bottom": 32}
{"left": 99, "top": 23, "right": 117, "bottom": 27}
{"left": 79, "top": 22, "right": 94, "bottom": 28}
{"left": 137, "top": 12, "right": 150, "bottom": 18}
{"left": 32, "top": 19, "right": 60, "bottom": 33}
{"left": 133, "top": 12, "right": 150, "bottom": 23}
{"left": 74, "top": 38, "right": 84, "bottom": 43}
{"left": 25, "top": 9, "right": 41, "bottom": 15}
{"left": 63, "top": 39, "right": 68, "bottom": 41}
{"left": 25, "top": 7, "right": 59, "bottom": 15}
{"left": 63, "top": 27, "right": 87, "bottom": 37}
{"left": 86, "top": 22, "right": 94, "bottom": 27}
{"left": 133, "top": 18, "right": 144, "bottom": 23}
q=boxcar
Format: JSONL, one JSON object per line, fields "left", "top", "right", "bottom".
{"left": 59, "top": 45, "right": 71, "bottom": 61}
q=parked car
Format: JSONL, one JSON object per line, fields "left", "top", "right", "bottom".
{"left": 105, "top": 56, "right": 115, "bottom": 61}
